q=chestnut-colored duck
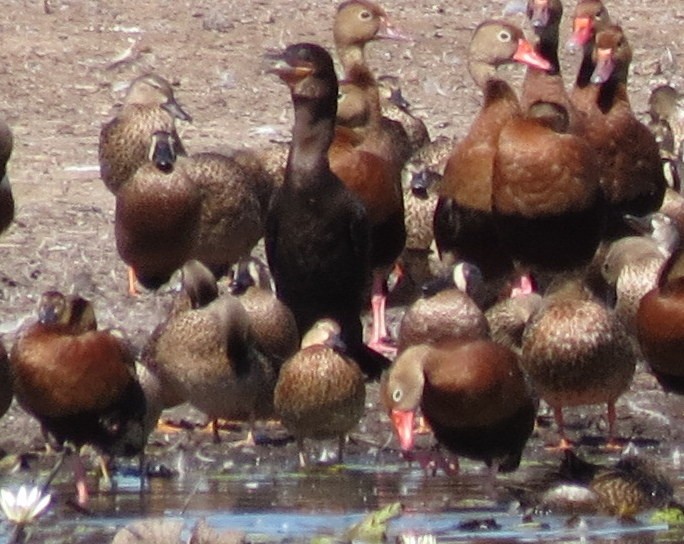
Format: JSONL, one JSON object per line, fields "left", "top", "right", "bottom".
{"left": 99, "top": 73, "right": 191, "bottom": 194}
{"left": 115, "top": 130, "right": 202, "bottom": 293}
{"left": 148, "top": 260, "right": 278, "bottom": 442}
{"left": 571, "top": 24, "right": 666, "bottom": 239}
{"left": 492, "top": 99, "right": 604, "bottom": 285}
{"left": 637, "top": 247, "right": 684, "bottom": 394}
{"left": 0, "top": 341, "right": 11, "bottom": 420}
{"left": 521, "top": 279, "right": 636, "bottom": 449}
{"left": 435, "top": 20, "right": 551, "bottom": 287}
{"left": 265, "top": 43, "right": 389, "bottom": 379}
{"left": 229, "top": 256, "right": 299, "bottom": 370}
{"left": 0, "top": 118, "right": 14, "bottom": 235}
{"left": 10, "top": 291, "right": 147, "bottom": 505}
{"left": 332, "top": 0, "right": 409, "bottom": 353}
{"left": 397, "top": 262, "right": 490, "bottom": 353}
{"left": 274, "top": 319, "right": 366, "bottom": 467}
{"left": 382, "top": 337, "right": 537, "bottom": 473}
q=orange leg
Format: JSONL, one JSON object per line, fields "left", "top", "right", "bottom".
{"left": 546, "top": 407, "right": 574, "bottom": 451}
{"left": 72, "top": 452, "right": 89, "bottom": 507}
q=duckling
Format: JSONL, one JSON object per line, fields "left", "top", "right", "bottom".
{"left": 10, "top": 291, "right": 147, "bottom": 506}
{"left": 274, "top": 319, "right": 366, "bottom": 467}
{"left": 147, "top": 260, "right": 277, "bottom": 443}
{"left": 266, "top": 42, "right": 389, "bottom": 379}
{"left": 229, "top": 256, "right": 299, "bottom": 370}
{"left": 99, "top": 73, "right": 191, "bottom": 194}
{"left": 0, "top": 118, "right": 14, "bottom": 235}
{"left": 115, "top": 130, "right": 202, "bottom": 294}
{"left": 521, "top": 279, "right": 636, "bottom": 449}
{"left": 382, "top": 337, "right": 537, "bottom": 473}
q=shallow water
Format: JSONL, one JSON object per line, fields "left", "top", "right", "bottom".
{"left": 2, "top": 449, "right": 683, "bottom": 544}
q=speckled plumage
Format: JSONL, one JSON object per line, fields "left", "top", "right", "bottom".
{"left": 274, "top": 319, "right": 366, "bottom": 465}
{"left": 485, "top": 293, "right": 542, "bottom": 355}
{"left": 99, "top": 73, "right": 190, "bottom": 194}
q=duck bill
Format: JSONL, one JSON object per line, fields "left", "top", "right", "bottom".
{"left": 513, "top": 39, "right": 552, "bottom": 71}
{"left": 530, "top": 0, "right": 550, "bottom": 28}
{"left": 376, "top": 18, "right": 412, "bottom": 42}
{"left": 390, "top": 409, "right": 415, "bottom": 451}
{"left": 566, "top": 16, "right": 592, "bottom": 52}
{"left": 389, "top": 87, "right": 411, "bottom": 110}
{"left": 590, "top": 48, "right": 615, "bottom": 84}
{"left": 268, "top": 62, "right": 313, "bottom": 86}
{"left": 162, "top": 100, "right": 192, "bottom": 123}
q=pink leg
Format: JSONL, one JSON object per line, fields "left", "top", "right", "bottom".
{"left": 368, "top": 271, "right": 396, "bottom": 356}
{"left": 604, "top": 401, "right": 622, "bottom": 451}
{"left": 72, "top": 453, "right": 89, "bottom": 507}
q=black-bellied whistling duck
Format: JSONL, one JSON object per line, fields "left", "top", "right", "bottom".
{"left": 265, "top": 43, "right": 389, "bottom": 379}
{"left": 229, "top": 256, "right": 299, "bottom": 370}
{"left": 10, "top": 291, "right": 147, "bottom": 506}
{"left": 145, "top": 260, "right": 278, "bottom": 444}
{"left": 381, "top": 337, "right": 537, "bottom": 473}
{"left": 0, "top": 118, "right": 13, "bottom": 235}
{"left": 115, "top": 130, "right": 202, "bottom": 294}
{"left": 274, "top": 319, "right": 366, "bottom": 467}
{"left": 521, "top": 279, "right": 636, "bottom": 449}
{"left": 99, "top": 73, "right": 191, "bottom": 195}
{"left": 332, "top": 0, "right": 409, "bottom": 354}
{"left": 397, "top": 262, "right": 490, "bottom": 353}
{"left": 332, "top": 65, "right": 406, "bottom": 354}
{"left": 0, "top": 341, "right": 11, "bottom": 421}
{"left": 492, "top": 100, "right": 604, "bottom": 287}
{"left": 571, "top": 24, "right": 666, "bottom": 239}
{"left": 435, "top": 20, "right": 551, "bottom": 293}
{"left": 637, "top": 247, "right": 684, "bottom": 394}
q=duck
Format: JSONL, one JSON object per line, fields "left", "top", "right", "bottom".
{"left": 381, "top": 337, "right": 537, "bottom": 473}
{"left": 183, "top": 149, "right": 274, "bottom": 278}
{"left": 377, "top": 74, "right": 430, "bottom": 152}
{"left": 552, "top": 450, "right": 674, "bottom": 518}
{"left": 571, "top": 24, "right": 666, "bottom": 240}
{"left": 520, "top": 279, "right": 636, "bottom": 449}
{"left": 637, "top": 246, "right": 684, "bottom": 394}
{"left": 602, "top": 212, "right": 678, "bottom": 334}
{"left": 0, "top": 118, "right": 14, "bottom": 235}
{"left": 228, "top": 256, "right": 299, "bottom": 370}
{"left": 274, "top": 319, "right": 366, "bottom": 467}
{"left": 265, "top": 42, "right": 389, "bottom": 379}
{"left": 492, "top": 98, "right": 604, "bottom": 289}
{"left": 397, "top": 262, "right": 490, "bottom": 353}
{"left": 565, "top": 0, "right": 611, "bottom": 54}
{"left": 10, "top": 291, "right": 147, "bottom": 506}
{"left": 332, "top": 0, "right": 409, "bottom": 353}
{"left": 434, "top": 20, "right": 551, "bottom": 292}
{"left": 145, "top": 260, "right": 277, "bottom": 443}
{"left": 115, "top": 130, "right": 202, "bottom": 294}
{"left": 0, "top": 341, "right": 11, "bottom": 421}
{"left": 485, "top": 292, "right": 543, "bottom": 355}
{"left": 99, "top": 73, "right": 192, "bottom": 195}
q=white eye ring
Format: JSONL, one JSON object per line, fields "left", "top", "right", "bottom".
{"left": 359, "top": 10, "right": 372, "bottom": 20}
{"left": 498, "top": 30, "right": 512, "bottom": 42}
{"left": 392, "top": 389, "right": 402, "bottom": 403}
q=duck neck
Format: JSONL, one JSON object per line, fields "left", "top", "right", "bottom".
{"left": 468, "top": 59, "right": 499, "bottom": 92}
{"left": 575, "top": 41, "right": 596, "bottom": 89}
{"left": 535, "top": 23, "right": 561, "bottom": 75}
{"left": 337, "top": 43, "right": 366, "bottom": 77}
{"left": 286, "top": 94, "right": 337, "bottom": 189}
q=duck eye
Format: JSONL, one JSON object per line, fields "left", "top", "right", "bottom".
{"left": 392, "top": 389, "right": 402, "bottom": 403}
{"left": 359, "top": 10, "right": 372, "bottom": 20}
{"left": 498, "top": 30, "right": 512, "bottom": 42}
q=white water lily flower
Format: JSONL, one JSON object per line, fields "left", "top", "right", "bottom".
{"left": 0, "top": 486, "right": 51, "bottom": 524}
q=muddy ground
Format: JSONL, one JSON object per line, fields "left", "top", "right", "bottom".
{"left": 0, "top": 0, "right": 683, "bottom": 515}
